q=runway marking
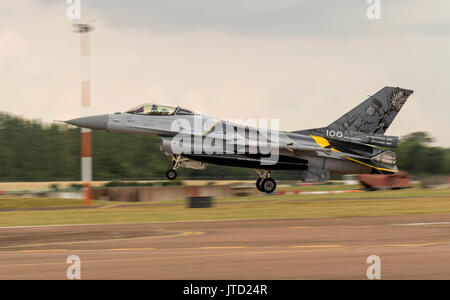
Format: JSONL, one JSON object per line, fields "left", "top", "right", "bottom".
{"left": 4, "top": 241, "right": 450, "bottom": 268}
{"left": 0, "top": 231, "right": 204, "bottom": 250}
{"left": 19, "top": 249, "right": 67, "bottom": 253}
{"left": 1, "top": 214, "right": 449, "bottom": 229}
{"left": 15, "top": 248, "right": 157, "bottom": 253}
{"left": 197, "top": 246, "right": 249, "bottom": 250}
{"left": 387, "top": 243, "right": 435, "bottom": 247}
{"left": 0, "top": 248, "right": 334, "bottom": 268}
{"left": 392, "top": 222, "right": 450, "bottom": 226}
{"left": 0, "top": 234, "right": 33, "bottom": 238}
{"left": 386, "top": 241, "right": 450, "bottom": 248}
{"left": 289, "top": 225, "right": 373, "bottom": 229}
{"left": 5, "top": 238, "right": 450, "bottom": 254}
{"left": 290, "top": 245, "right": 343, "bottom": 248}
{"left": 11, "top": 246, "right": 250, "bottom": 253}
{"left": 109, "top": 248, "right": 156, "bottom": 251}
{"left": 345, "top": 225, "right": 374, "bottom": 228}
{"left": 0, "top": 230, "right": 117, "bottom": 239}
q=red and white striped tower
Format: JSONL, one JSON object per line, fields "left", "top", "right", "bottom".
{"left": 74, "top": 23, "right": 94, "bottom": 205}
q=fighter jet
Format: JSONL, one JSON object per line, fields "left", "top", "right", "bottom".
{"left": 65, "top": 86, "right": 413, "bottom": 193}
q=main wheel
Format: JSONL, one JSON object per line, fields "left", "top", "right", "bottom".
{"left": 260, "top": 178, "right": 276, "bottom": 193}
{"left": 166, "top": 169, "right": 177, "bottom": 180}
{"left": 256, "top": 178, "right": 263, "bottom": 192}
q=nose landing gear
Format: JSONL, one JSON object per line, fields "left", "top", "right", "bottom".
{"left": 256, "top": 170, "right": 277, "bottom": 193}
{"left": 166, "top": 155, "right": 181, "bottom": 180}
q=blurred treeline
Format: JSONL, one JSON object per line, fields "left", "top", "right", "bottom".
{"left": 0, "top": 112, "right": 256, "bottom": 181}
{"left": 395, "top": 132, "right": 450, "bottom": 177}
{"left": 0, "top": 112, "right": 448, "bottom": 181}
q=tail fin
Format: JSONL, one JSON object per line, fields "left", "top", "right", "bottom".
{"left": 328, "top": 87, "right": 413, "bottom": 134}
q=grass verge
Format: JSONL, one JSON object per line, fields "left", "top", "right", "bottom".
{"left": 0, "top": 188, "right": 449, "bottom": 227}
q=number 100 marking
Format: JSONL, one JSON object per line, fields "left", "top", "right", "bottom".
{"left": 326, "top": 130, "right": 343, "bottom": 138}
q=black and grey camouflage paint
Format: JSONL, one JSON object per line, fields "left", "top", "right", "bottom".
{"left": 327, "top": 87, "right": 413, "bottom": 134}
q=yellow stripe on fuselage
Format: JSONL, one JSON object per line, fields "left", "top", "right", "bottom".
{"left": 309, "top": 135, "right": 395, "bottom": 172}
{"left": 310, "top": 135, "right": 330, "bottom": 148}
{"left": 310, "top": 135, "right": 340, "bottom": 152}
{"left": 343, "top": 156, "right": 396, "bottom": 173}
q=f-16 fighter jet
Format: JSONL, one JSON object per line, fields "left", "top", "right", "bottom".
{"left": 65, "top": 86, "right": 413, "bottom": 193}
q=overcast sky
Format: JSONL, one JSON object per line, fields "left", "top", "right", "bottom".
{"left": 1, "top": 0, "right": 449, "bottom": 145}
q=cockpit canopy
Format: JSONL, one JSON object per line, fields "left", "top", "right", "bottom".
{"left": 126, "top": 103, "right": 193, "bottom": 116}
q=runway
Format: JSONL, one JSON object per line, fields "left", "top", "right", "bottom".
{"left": 1, "top": 214, "right": 450, "bottom": 279}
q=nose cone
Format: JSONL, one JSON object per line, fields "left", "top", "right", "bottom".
{"left": 66, "top": 114, "right": 109, "bottom": 130}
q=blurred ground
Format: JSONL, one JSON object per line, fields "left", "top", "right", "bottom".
{"left": 1, "top": 215, "right": 450, "bottom": 279}
{"left": 0, "top": 187, "right": 448, "bottom": 279}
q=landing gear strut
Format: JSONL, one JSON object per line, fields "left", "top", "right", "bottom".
{"left": 256, "top": 178, "right": 263, "bottom": 192}
{"left": 255, "top": 170, "right": 277, "bottom": 194}
{"left": 166, "top": 155, "right": 181, "bottom": 180}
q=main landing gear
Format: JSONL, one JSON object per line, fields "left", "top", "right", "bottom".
{"left": 256, "top": 170, "right": 277, "bottom": 194}
{"left": 166, "top": 155, "right": 181, "bottom": 180}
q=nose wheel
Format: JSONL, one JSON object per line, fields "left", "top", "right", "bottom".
{"left": 255, "top": 170, "right": 277, "bottom": 193}
{"left": 166, "top": 155, "right": 182, "bottom": 180}
{"left": 166, "top": 169, "right": 177, "bottom": 180}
